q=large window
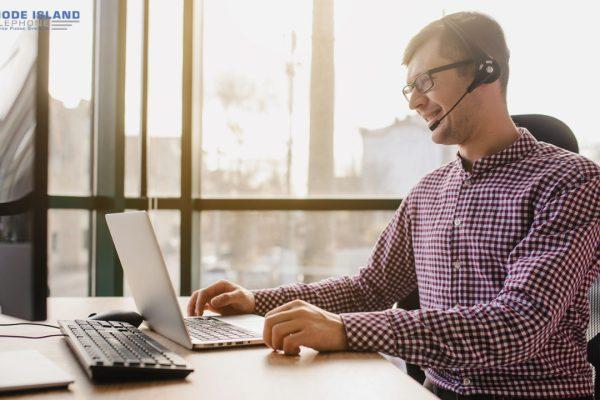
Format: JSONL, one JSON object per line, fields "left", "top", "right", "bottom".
{"left": 47, "top": 0, "right": 600, "bottom": 296}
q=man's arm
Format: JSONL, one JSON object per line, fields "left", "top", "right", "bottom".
{"left": 340, "top": 173, "right": 600, "bottom": 369}
{"left": 252, "top": 198, "right": 418, "bottom": 316}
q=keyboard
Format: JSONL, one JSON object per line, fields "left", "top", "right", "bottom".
{"left": 58, "top": 319, "right": 194, "bottom": 382}
{"left": 185, "top": 316, "right": 258, "bottom": 343}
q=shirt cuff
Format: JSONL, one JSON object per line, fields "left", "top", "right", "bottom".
{"left": 340, "top": 311, "right": 398, "bottom": 355}
{"left": 251, "top": 288, "right": 288, "bottom": 316}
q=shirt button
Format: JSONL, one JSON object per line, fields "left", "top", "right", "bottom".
{"left": 463, "top": 179, "right": 472, "bottom": 187}
{"left": 453, "top": 218, "right": 462, "bottom": 227}
{"left": 453, "top": 261, "right": 461, "bottom": 270}
{"left": 462, "top": 377, "right": 471, "bottom": 386}
{"left": 454, "top": 303, "right": 460, "bottom": 308}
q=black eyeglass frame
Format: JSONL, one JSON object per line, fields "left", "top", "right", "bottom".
{"left": 402, "top": 59, "right": 474, "bottom": 102}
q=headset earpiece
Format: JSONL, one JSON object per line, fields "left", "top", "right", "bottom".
{"left": 467, "top": 58, "right": 501, "bottom": 92}
{"left": 481, "top": 58, "right": 500, "bottom": 83}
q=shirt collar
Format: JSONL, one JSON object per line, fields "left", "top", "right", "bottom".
{"left": 454, "top": 127, "right": 537, "bottom": 176}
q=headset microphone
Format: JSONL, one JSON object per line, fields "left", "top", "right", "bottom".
{"left": 428, "top": 88, "right": 470, "bottom": 131}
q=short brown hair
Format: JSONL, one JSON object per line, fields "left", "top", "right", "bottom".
{"left": 403, "top": 11, "right": 510, "bottom": 99}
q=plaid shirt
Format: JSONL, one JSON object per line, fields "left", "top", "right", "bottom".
{"left": 253, "top": 128, "right": 600, "bottom": 398}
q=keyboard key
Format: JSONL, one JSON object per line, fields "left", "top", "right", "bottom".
{"left": 164, "top": 352, "right": 186, "bottom": 365}
{"left": 156, "top": 357, "right": 172, "bottom": 366}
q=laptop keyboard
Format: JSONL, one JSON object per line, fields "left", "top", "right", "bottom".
{"left": 184, "top": 317, "right": 258, "bottom": 342}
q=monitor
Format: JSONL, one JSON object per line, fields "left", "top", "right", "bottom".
{"left": 0, "top": 28, "right": 49, "bottom": 321}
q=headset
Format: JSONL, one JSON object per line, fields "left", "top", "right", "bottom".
{"left": 443, "top": 16, "right": 501, "bottom": 91}
{"left": 428, "top": 16, "right": 501, "bottom": 131}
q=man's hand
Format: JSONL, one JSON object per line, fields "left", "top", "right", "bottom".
{"left": 187, "top": 280, "right": 255, "bottom": 316}
{"left": 263, "top": 299, "right": 348, "bottom": 356}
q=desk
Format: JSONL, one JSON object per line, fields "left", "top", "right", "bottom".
{"left": 0, "top": 297, "right": 438, "bottom": 399}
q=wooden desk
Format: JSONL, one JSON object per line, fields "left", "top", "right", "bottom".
{"left": 0, "top": 297, "right": 438, "bottom": 399}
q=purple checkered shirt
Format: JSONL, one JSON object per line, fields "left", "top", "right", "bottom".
{"left": 252, "top": 128, "right": 600, "bottom": 398}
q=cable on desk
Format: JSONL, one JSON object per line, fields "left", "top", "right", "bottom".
{"left": 0, "top": 322, "right": 64, "bottom": 339}
{"left": 0, "top": 334, "right": 67, "bottom": 339}
{"left": 0, "top": 322, "right": 60, "bottom": 329}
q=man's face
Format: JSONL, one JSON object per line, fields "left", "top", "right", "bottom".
{"left": 406, "top": 37, "right": 478, "bottom": 145}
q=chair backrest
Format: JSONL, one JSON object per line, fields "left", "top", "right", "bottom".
{"left": 512, "top": 114, "right": 599, "bottom": 396}
{"left": 512, "top": 114, "right": 579, "bottom": 153}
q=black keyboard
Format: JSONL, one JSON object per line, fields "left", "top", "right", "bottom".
{"left": 58, "top": 319, "right": 193, "bottom": 382}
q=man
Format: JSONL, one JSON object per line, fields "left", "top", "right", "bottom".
{"left": 188, "top": 12, "right": 599, "bottom": 399}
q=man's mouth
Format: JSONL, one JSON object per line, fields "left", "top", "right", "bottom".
{"left": 424, "top": 110, "right": 442, "bottom": 127}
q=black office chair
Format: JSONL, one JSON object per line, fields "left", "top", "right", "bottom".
{"left": 400, "top": 114, "right": 599, "bottom": 397}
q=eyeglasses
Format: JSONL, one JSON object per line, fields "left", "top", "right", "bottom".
{"left": 402, "top": 59, "right": 473, "bottom": 102}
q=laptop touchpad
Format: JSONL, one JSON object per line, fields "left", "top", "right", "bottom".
{"left": 213, "top": 314, "right": 265, "bottom": 335}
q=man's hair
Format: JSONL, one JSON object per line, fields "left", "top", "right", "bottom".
{"left": 402, "top": 11, "right": 510, "bottom": 99}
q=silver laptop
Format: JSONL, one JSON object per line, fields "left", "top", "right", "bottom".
{"left": 105, "top": 211, "right": 265, "bottom": 350}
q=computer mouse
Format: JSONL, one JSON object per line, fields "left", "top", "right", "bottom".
{"left": 88, "top": 310, "right": 144, "bottom": 328}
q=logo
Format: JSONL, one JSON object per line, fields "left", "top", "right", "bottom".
{"left": 0, "top": 10, "right": 81, "bottom": 31}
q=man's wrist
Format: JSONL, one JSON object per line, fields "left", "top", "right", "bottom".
{"left": 333, "top": 314, "right": 349, "bottom": 351}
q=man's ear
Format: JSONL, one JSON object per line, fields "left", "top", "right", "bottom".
{"left": 477, "top": 79, "right": 502, "bottom": 96}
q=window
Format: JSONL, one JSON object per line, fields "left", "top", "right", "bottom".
{"left": 48, "top": 210, "right": 90, "bottom": 296}
{"left": 46, "top": 1, "right": 599, "bottom": 297}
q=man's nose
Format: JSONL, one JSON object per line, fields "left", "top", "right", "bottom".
{"left": 408, "top": 88, "right": 427, "bottom": 111}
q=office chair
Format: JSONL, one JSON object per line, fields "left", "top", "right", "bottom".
{"left": 399, "top": 114, "right": 599, "bottom": 397}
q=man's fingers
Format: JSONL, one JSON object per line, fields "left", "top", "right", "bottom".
{"left": 282, "top": 331, "right": 304, "bottom": 355}
{"left": 195, "top": 290, "right": 208, "bottom": 316}
{"left": 196, "top": 288, "right": 218, "bottom": 316}
{"left": 211, "top": 290, "right": 240, "bottom": 308}
{"left": 271, "top": 321, "right": 303, "bottom": 351}
{"left": 263, "top": 309, "right": 298, "bottom": 348}
{"left": 187, "top": 291, "right": 199, "bottom": 316}
{"left": 203, "top": 302, "right": 219, "bottom": 314}
{"left": 194, "top": 280, "right": 233, "bottom": 316}
{"left": 265, "top": 299, "right": 305, "bottom": 318}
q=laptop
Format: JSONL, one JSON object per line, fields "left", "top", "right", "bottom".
{"left": 105, "top": 211, "right": 265, "bottom": 350}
